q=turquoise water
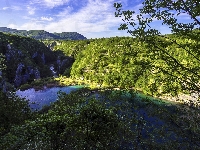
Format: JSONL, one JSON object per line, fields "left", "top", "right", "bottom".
{"left": 16, "top": 86, "right": 83, "bottom": 110}
{"left": 15, "top": 86, "right": 195, "bottom": 148}
{"left": 16, "top": 86, "right": 176, "bottom": 110}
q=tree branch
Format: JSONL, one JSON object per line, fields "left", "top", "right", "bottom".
{"left": 180, "top": 0, "right": 200, "bottom": 25}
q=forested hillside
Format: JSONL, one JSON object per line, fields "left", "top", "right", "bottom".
{"left": 0, "top": 0, "right": 200, "bottom": 149}
{"left": 0, "top": 27, "right": 87, "bottom": 40}
{"left": 48, "top": 33, "right": 200, "bottom": 102}
{"left": 1, "top": 33, "right": 200, "bottom": 149}
{"left": 0, "top": 32, "right": 74, "bottom": 90}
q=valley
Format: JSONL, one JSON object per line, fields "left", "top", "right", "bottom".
{"left": 0, "top": 29, "right": 200, "bottom": 149}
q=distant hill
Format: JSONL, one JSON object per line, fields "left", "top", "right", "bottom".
{"left": 0, "top": 27, "right": 87, "bottom": 40}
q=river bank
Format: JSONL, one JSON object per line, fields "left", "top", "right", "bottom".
{"left": 18, "top": 76, "right": 200, "bottom": 109}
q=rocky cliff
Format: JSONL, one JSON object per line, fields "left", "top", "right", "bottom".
{"left": 0, "top": 32, "right": 74, "bottom": 91}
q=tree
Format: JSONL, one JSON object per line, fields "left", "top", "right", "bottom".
{"left": 0, "top": 42, "right": 7, "bottom": 71}
{"left": 1, "top": 89, "right": 143, "bottom": 149}
{"left": 114, "top": 1, "right": 200, "bottom": 104}
{"left": 0, "top": 91, "right": 31, "bottom": 137}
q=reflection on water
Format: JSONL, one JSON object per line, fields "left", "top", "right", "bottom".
{"left": 16, "top": 86, "right": 83, "bottom": 110}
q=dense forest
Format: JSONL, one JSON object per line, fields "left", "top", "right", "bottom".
{"left": 0, "top": 31, "right": 200, "bottom": 149}
{"left": 43, "top": 33, "right": 200, "bottom": 102}
{"left": 0, "top": 0, "right": 200, "bottom": 149}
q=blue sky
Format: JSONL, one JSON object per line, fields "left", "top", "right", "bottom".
{"left": 0, "top": 0, "right": 195, "bottom": 39}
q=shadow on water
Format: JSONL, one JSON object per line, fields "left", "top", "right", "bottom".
{"left": 15, "top": 86, "right": 200, "bottom": 149}
{"left": 88, "top": 89, "right": 200, "bottom": 149}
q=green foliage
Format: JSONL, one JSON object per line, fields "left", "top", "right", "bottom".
{"left": 39, "top": 65, "right": 53, "bottom": 78}
{"left": 18, "top": 83, "right": 32, "bottom": 91}
{"left": 19, "top": 77, "right": 60, "bottom": 90}
{"left": 114, "top": 1, "right": 200, "bottom": 98}
{"left": 0, "top": 90, "right": 31, "bottom": 136}
{"left": 0, "top": 27, "right": 87, "bottom": 40}
{"left": 0, "top": 90, "right": 131, "bottom": 149}
{"left": 1, "top": 89, "right": 200, "bottom": 149}
{"left": 0, "top": 53, "right": 6, "bottom": 71}
{"left": 44, "top": 39, "right": 92, "bottom": 58}
{"left": 63, "top": 68, "right": 71, "bottom": 77}
{"left": 0, "top": 32, "right": 57, "bottom": 84}
{"left": 1, "top": 1, "right": 200, "bottom": 149}
{"left": 53, "top": 32, "right": 87, "bottom": 40}
{"left": 68, "top": 36, "right": 198, "bottom": 97}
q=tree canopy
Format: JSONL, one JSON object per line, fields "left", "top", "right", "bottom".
{"left": 114, "top": 0, "right": 200, "bottom": 103}
{"left": 1, "top": 1, "right": 200, "bottom": 149}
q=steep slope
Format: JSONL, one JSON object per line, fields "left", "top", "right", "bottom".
{"left": 0, "top": 32, "right": 59, "bottom": 89}
{"left": 63, "top": 36, "right": 199, "bottom": 97}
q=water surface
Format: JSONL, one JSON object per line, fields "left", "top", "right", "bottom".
{"left": 16, "top": 86, "right": 83, "bottom": 110}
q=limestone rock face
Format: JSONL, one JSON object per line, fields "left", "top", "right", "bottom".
{"left": 14, "top": 63, "right": 41, "bottom": 87}
{"left": 5, "top": 48, "right": 38, "bottom": 87}
{"left": 34, "top": 68, "right": 40, "bottom": 79}
{"left": 7, "top": 44, "right": 11, "bottom": 50}
{"left": 0, "top": 32, "right": 76, "bottom": 89}
{"left": 5, "top": 48, "right": 51, "bottom": 87}
{"left": 14, "top": 63, "right": 24, "bottom": 87}
{"left": 55, "top": 56, "right": 74, "bottom": 74}
{"left": 41, "top": 53, "right": 45, "bottom": 64}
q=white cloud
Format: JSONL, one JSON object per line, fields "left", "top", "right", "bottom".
{"left": 32, "top": 0, "right": 70, "bottom": 8}
{"left": 7, "top": 23, "right": 18, "bottom": 29}
{"left": 175, "top": 12, "right": 196, "bottom": 20}
{"left": 44, "top": 0, "right": 124, "bottom": 33}
{"left": 41, "top": 16, "right": 53, "bottom": 21}
{"left": 12, "top": 6, "right": 22, "bottom": 11}
{"left": 2, "top": 6, "right": 22, "bottom": 11}
{"left": 20, "top": 22, "right": 45, "bottom": 30}
{"left": 27, "top": 6, "right": 36, "bottom": 15}
{"left": 22, "top": 16, "right": 31, "bottom": 20}
{"left": 45, "top": 0, "right": 70, "bottom": 7}
{"left": 7, "top": 0, "right": 138, "bottom": 38}
{"left": 2, "top": 7, "right": 9, "bottom": 10}
{"left": 55, "top": 6, "right": 73, "bottom": 17}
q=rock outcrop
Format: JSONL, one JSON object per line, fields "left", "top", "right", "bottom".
{"left": 0, "top": 32, "right": 58, "bottom": 88}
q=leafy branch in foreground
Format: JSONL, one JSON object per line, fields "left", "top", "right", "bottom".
{"left": 114, "top": 1, "right": 200, "bottom": 100}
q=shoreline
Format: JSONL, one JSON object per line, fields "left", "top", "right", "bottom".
{"left": 18, "top": 77, "right": 199, "bottom": 108}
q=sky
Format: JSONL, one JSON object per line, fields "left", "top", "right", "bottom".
{"left": 0, "top": 0, "right": 195, "bottom": 39}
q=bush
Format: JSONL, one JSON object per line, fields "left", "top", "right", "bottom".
{"left": 0, "top": 90, "right": 31, "bottom": 136}
{"left": 19, "top": 83, "right": 32, "bottom": 91}
{"left": 63, "top": 68, "right": 71, "bottom": 77}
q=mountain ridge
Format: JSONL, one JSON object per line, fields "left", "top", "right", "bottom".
{"left": 0, "top": 27, "right": 87, "bottom": 40}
